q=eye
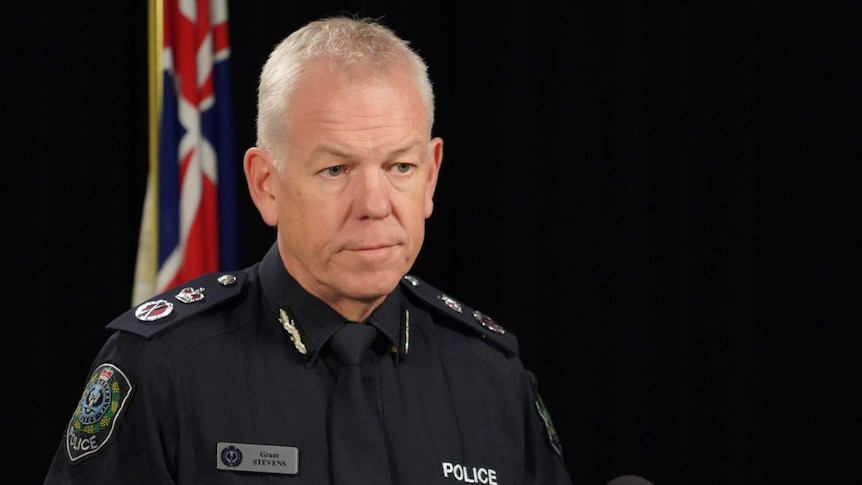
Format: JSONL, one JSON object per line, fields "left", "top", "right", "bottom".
{"left": 324, "top": 165, "right": 347, "bottom": 177}
{"left": 391, "top": 162, "right": 414, "bottom": 174}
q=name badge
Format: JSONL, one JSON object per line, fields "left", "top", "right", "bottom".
{"left": 216, "top": 442, "right": 299, "bottom": 475}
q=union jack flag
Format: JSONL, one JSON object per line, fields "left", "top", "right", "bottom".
{"left": 133, "top": 0, "right": 238, "bottom": 304}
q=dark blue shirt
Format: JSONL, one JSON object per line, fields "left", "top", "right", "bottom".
{"left": 44, "top": 243, "right": 573, "bottom": 484}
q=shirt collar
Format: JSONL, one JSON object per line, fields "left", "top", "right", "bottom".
{"left": 259, "top": 242, "right": 407, "bottom": 366}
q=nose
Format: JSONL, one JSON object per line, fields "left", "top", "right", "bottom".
{"left": 351, "top": 168, "right": 392, "bottom": 219}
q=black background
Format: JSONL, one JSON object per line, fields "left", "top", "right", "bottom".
{"left": 14, "top": 1, "right": 859, "bottom": 484}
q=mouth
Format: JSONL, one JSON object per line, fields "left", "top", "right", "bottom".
{"left": 341, "top": 241, "right": 404, "bottom": 260}
{"left": 349, "top": 243, "right": 397, "bottom": 253}
{"left": 344, "top": 238, "right": 402, "bottom": 251}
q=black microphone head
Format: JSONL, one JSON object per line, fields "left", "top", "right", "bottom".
{"left": 606, "top": 475, "right": 654, "bottom": 485}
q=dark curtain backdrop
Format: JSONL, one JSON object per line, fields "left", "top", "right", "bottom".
{"left": 16, "top": 1, "right": 858, "bottom": 484}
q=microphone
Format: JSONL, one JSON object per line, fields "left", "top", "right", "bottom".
{"left": 606, "top": 475, "right": 654, "bottom": 485}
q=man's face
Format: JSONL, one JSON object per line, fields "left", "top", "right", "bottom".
{"left": 273, "top": 61, "right": 442, "bottom": 313}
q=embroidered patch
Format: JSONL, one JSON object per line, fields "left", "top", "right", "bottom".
{"left": 531, "top": 378, "right": 563, "bottom": 459}
{"left": 64, "top": 363, "right": 134, "bottom": 464}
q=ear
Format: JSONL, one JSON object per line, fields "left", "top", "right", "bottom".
{"left": 424, "top": 137, "right": 444, "bottom": 219}
{"left": 243, "top": 147, "right": 279, "bottom": 227}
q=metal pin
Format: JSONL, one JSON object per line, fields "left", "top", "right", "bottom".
{"left": 278, "top": 308, "right": 307, "bottom": 355}
{"left": 403, "top": 309, "right": 410, "bottom": 355}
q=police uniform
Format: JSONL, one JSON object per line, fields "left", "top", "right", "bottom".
{"left": 44, "top": 243, "right": 573, "bottom": 484}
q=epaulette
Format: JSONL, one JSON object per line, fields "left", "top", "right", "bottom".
{"left": 400, "top": 274, "right": 519, "bottom": 356}
{"left": 106, "top": 271, "right": 248, "bottom": 339}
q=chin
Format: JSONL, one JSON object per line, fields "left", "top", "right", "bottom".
{"left": 344, "top": 268, "right": 405, "bottom": 298}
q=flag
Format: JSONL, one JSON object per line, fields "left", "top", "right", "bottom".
{"left": 133, "top": 0, "right": 238, "bottom": 305}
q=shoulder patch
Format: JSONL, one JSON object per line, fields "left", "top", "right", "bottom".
{"left": 528, "top": 371, "right": 564, "bottom": 460}
{"left": 64, "top": 362, "right": 134, "bottom": 464}
{"left": 400, "top": 274, "right": 519, "bottom": 356}
{"left": 107, "top": 271, "right": 247, "bottom": 339}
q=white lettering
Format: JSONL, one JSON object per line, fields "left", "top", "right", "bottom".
{"left": 68, "top": 431, "right": 98, "bottom": 451}
{"left": 466, "top": 464, "right": 478, "bottom": 483}
{"left": 440, "top": 462, "right": 497, "bottom": 484}
{"left": 477, "top": 468, "right": 488, "bottom": 483}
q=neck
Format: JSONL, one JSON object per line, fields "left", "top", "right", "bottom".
{"left": 328, "top": 295, "right": 387, "bottom": 322}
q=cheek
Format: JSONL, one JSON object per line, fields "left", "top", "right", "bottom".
{"left": 279, "top": 209, "right": 333, "bottom": 261}
{"left": 280, "top": 193, "right": 318, "bottom": 229}
{"left": 402, "top": 205, "right": 428, "bottom": 240}
{"left": 280, "top": 194, "right": 342, "bottom": 239}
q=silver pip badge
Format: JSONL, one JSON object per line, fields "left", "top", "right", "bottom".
{"left": 216, "top": 442, "right": 299, "bottom": 475}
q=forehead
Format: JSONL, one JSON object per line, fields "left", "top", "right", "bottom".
{"left": 286, "top": 61, "right": 429, "bottom": 152}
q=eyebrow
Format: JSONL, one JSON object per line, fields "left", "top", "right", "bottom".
{"left": 311, "top": 140, "right": 425, "bottom": 161}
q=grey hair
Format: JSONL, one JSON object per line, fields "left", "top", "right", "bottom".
{"left": 255, "top": 16, "right": 435, "bottom": 170}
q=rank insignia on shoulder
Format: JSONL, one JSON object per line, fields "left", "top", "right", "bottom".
{"left": 64, "top": 362, "right": 135, "bottom": 464}
{"left": 134, "top": 299, "right": 174, "bottom": 321}
{"left": 473, "top": 309, "right": 506, "bottom": 334}
{"left": 399, "top": 274, "right": 518, "bottom": 355}
{"left": 107, "top": 271, "right": 247, "bottom": 339}
{"left": 175, "top": 286, "right": 206, "bottom": 304}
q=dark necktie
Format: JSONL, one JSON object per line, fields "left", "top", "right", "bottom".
{"left": 328, "top": 323, "right": 392, "bottom": 484}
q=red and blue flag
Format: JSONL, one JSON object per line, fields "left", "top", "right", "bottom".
{"left": 134, "top": 0, "right": 237, "bottom": 304}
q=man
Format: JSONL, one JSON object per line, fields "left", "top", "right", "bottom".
{"left": 44, "top": 16, "right": 573, "bottom": 484}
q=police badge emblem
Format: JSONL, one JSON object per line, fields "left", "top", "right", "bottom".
{"left": 528, "top": 371, "right": 563, "bottom": 459}
{"left": 64, "top": 363, "right": 134, "bottom": 464}
{"left": 534, "top": 388, "right": 563, "bottom": 458}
